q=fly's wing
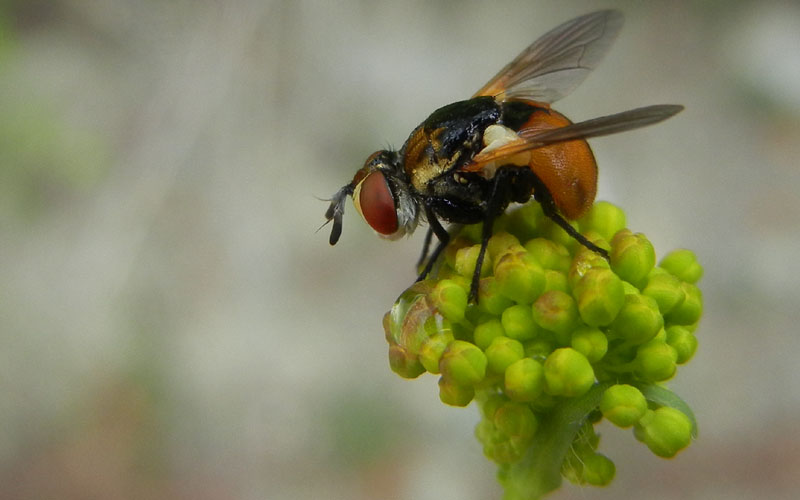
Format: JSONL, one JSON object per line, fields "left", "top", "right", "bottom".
{"left": 474, "top": 10, "right": 624, "bottom": 103}
{"left": 464, "top": 105, "right": 683, "bottom": 170}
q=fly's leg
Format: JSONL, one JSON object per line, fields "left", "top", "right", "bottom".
{"left": 416, "top": 227, "right": 434, "bottom": 270}
{"left": 546, "top": 209, "right": 609, "bottom": 258}
{"left": 532, "top": 178, "right": 609, "bottom": 259}
{"left": 468, "top": 170, "right": 512, "bottom": 303}
{"left": 469, "top": 211, "right": 496, "bottom": 303}
{"left": 416, "top": 209, "right": 450, "bottom": 282}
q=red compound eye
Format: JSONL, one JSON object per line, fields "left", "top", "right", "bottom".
{"left": 355, "top": 171, "right": 398, "bottom": 235}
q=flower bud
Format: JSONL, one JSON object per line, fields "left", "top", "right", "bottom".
{"left": 634, "top": 407, "right": 693, "bottom": 458}
{"left": 566, "top": 247, "right": 608, "bottom": 291}
{"left": 419, "top": 330, "right": 455, "bottom": 374}
{"left": 504, "top": 357, "right": 545, "bottom": 402}
{"left": 388, "top": 343, "right": 426, "bottom": 379}
{"left": 610, "top": 229, "right": 656, "bottom": 288}
{"left": 659, "top": 249, "right": 703, "bottom": 284}
{"left": 501, "top": 304, "right": 539, "bottom": 341}
{"left": 635, "top": 339, "right": 678, "bottom": 382}
{"left": 477, "top": 277, "right": 514, "bottom": 315}
{"left": 506, "top": 201, "right": 546, "bottom": 242}
{"left": 665, "top": 282, "right": 702, "bottom": 326}
{"left": 440, "top": 340, "right": 488, "bottom": 386}
{"left": 484, "top": 437, "right": 527, "bottom": 465}
{"left": 524, "top": 238, "right": 571, "bottom": 272}
{"left": 487, "top": 232, "right": 522, "bottom": 261}
{"left": 573, "top": 268, "right": 625, "bottom": 327}
{"left": 486, "top": 336, "right": 525, "bottom": 374}
{"left": 438, "top": 377, "right": 475, "bottom": 407}
{"left": 443, "top": 236, "right": 474, "bottom": 270}
{"left": 474, "top": 415, "right": 494, "bottom": 442}
{"left": 544, "top": 348, "right": 595, "bottom": 397}
{"left": 621, "top": 281, "right": 639, "bottom": 296}
{"left": 383, "top": 291, "right": 443, "bottom": 378}
{"left": 600, "top": 384, "right": 648, "bottom": 428}
{"left": 609, "top": 293, "right": 663, "bottom": 344}
{"left": 384, "top": 289, "right": 431, "bottom": 354}
{"left": 475, "top": 399, "right": 536, "bottom": 465}
{"left": 451, "top": 274, "right": 473, "bottom": 294}
{"left": 543, "top": 269, "right": 569, "bottom": 293}
{"left": 494, "top": 401, "right": 538, "bottom": 441}
{"left": 430, "top": 279, "right": 468, "bottom": 323}
{"left": 578, "top": 201, "right": 627, "bottom": 243}
{"left": 642, "top": 268, "right": 685, "bottom": 314}
{"left": 493, "top": 248, "right": 546, "bottom": 304}
{"left": 532, "top": 290, "right": 579, "bottom": 337}
{"left": 459, "top": 221, "right": 483, "bottom": 243}
{"left": 473, "top": 318, "right": 505, "bottom": 350}
{"left": 579, "top": 453, "right": 616, "bottom": 486}
{"left": 665, "top": 325, "right": 698, "bottom": 364}
{"left": 478, "top": 392, "right": 508, "bottom": 420}
{"left": 570, "top": 325, "right": 608, "bottom": 363}
{"left": 543, "top": 217, "right": 582, "bottom": 251}
{"left": 455, "top": 244, "right": 492, "bottom": 279}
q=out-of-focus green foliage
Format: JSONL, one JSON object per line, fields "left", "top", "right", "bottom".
{"left": 0, "top": 2, "right": 108, "bottom": 223}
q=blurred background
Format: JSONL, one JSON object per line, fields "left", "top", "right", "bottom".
{"left": 1, "top": 0, "right": 799, "bottom": 498}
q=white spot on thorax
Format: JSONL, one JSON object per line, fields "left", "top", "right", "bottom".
{"left": 478, "top": 124, "right": 530, "bottom": 178}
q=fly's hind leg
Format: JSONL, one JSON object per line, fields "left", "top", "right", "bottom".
{"left": 532, "top": 178, "right": 609, "bottom": 259}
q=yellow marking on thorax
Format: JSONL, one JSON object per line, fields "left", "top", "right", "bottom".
{"left": 409, "top": 153, "right": 460, "bottom": 192}
{"left": 405, "top": 127, "right": 460, "bottom": 193}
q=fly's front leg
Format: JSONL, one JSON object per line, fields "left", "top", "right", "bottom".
{"left": 417, "top": 209, "right": 450, "bottom": 282}
{"left": 416, "top": 227, "right": 434, "bottom": 271}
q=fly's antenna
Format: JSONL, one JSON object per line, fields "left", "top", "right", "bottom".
{"left": 324, "top": 184, "right": 354, "bottom": 245}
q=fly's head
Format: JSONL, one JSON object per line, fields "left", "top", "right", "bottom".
{"left": 325, "top": 150, "right": 419, "bottom": 245}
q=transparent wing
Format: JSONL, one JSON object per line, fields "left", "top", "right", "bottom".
{"left": 474, "top": 10, "right": 624, "bottom": 103}
{"left": 466, "top": 105, "right": 683, "bottom": 169}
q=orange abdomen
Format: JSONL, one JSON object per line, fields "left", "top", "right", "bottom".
{"left": 522, "top": 109, "right": 597, "bottom": 219}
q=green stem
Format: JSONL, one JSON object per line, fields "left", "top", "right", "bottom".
{"left": 502, "top": 382, "right": 612, "bottom": 500}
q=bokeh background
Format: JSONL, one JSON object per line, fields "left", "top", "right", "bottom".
{"left": 1, "top": 0, "right": 799, "bottom": 498}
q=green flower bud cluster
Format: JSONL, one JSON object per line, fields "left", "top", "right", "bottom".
{"left": 382, "top": 201, "right": 701, "bottom": 497}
